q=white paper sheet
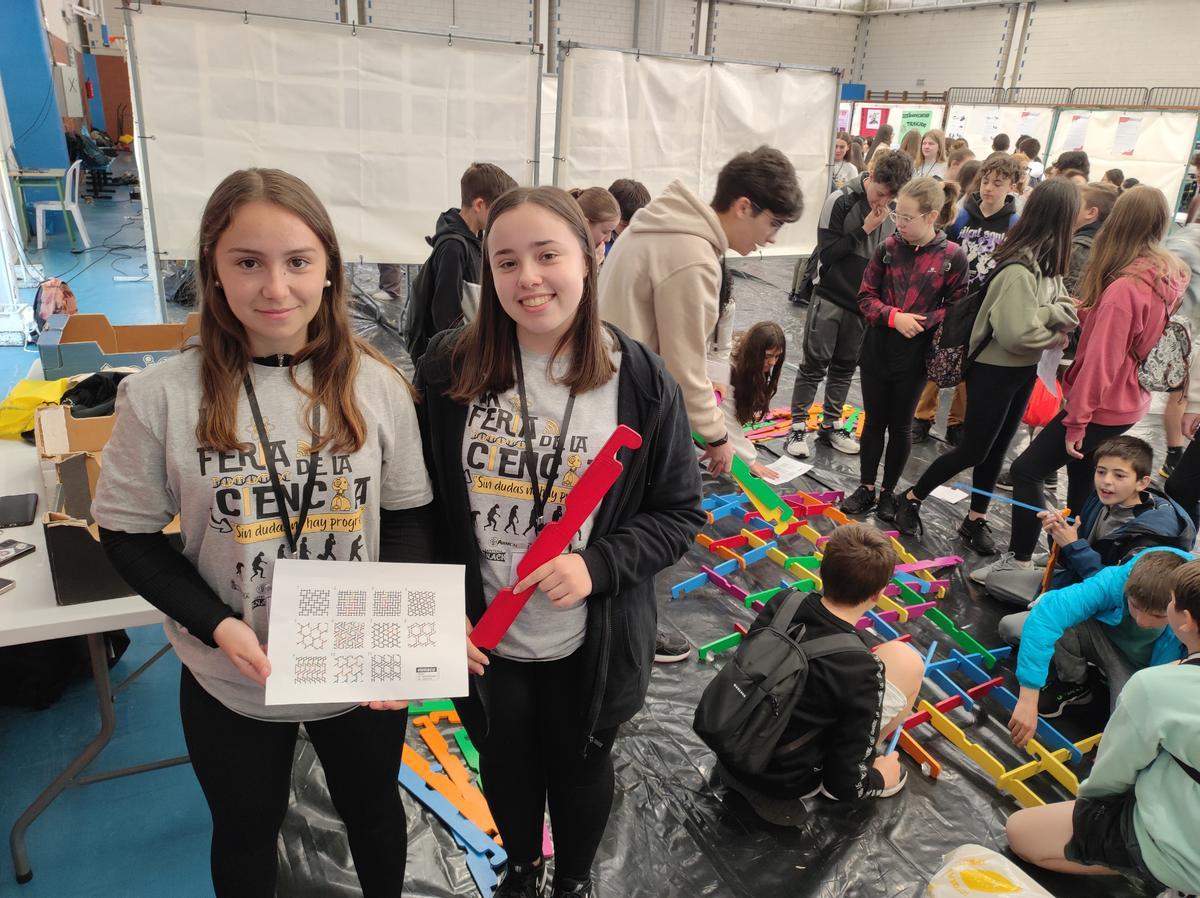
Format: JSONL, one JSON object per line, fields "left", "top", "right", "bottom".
{"left": 1062, "top": 113, "right": 1090, "bottom": 151}
{"left": 948, "top": 109, "right": 968, "bottom": 139}
{"left": 983, "top": 111, "right": 1002, "bottom": 141}
{"left": 930, "top": 485, "right": 967, "bottom": 504}
{"left": 1038, "top": 346, "right": 1064, "bottom": 392}
{"left": 1112, "top": 115, "right": 1144, "bottom": 157}
{"left": 264, "top": 560, "right": 467, "bottom": 706}
{"left": 763, "top": 456, "right": 813, "bottom": 483}
{"left": 1020, "top": 109, "right": 1043, "bottom": 135}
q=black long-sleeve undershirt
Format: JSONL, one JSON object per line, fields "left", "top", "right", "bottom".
{"left": 98, "top": 503, "right": 436, "bottom": 648}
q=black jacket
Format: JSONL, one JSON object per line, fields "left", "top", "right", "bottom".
{"left": 414, "top": 324, "right": 705, "bottom": 750}
{"left": 407, "top": 209, "right": 482, "bottom": 361}
{"left": 743, "top": 592, "right": 886, "bottom": 800}
{"left": 813, "top": 174, "right": 896, "bottom": 314}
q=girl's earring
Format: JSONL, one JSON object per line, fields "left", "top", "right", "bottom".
{"left": 324, "top": 279, "right": 332, "bottom": 287}
{"left": 214, "top": 281, "right": 221, "bottom": 288}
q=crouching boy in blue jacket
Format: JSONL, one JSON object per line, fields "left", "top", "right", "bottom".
{"left": 1001, "top": 548, "right": 1192, "bottom": 742}
{"left": 1005, "top": 559, "right": 1200, "bottom": 897}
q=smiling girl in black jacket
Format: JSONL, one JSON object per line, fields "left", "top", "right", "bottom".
{"left": 415, "top": 186, "right": 704, "bottom": 898}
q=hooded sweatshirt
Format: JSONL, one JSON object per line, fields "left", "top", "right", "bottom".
{"left": 948, "top": 192, "right": 1019, "bottom": 286}
{"left": 598, "top": 181, "right": 729, "bottom": 443}
{"left": 407, "top": 208, "right": 483, "bottom": 362}
{"left": 969, "top": 252, "right": 1079, "bottom": 367}
{"left": 1063, "top": 259, "right": 1189, "bottom": 444}
{"left": 1064, "top": 219, "right": 1102, "bottom": 298}
{"left": 812, "top": 173, "right": 897, "bottom": 314}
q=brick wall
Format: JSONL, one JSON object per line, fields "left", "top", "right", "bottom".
{"left": 556, "top": 0, "right": 637, "bottom": 49}
{"left": 710, "top": 2, "right": 858, "bottom": 70}
{"left": 1016, "top": 0, "right": 1198, "bottom": 88}
{"left": 366, "top": 0, "right": 534, "bottom": 41}
{"left": 858, "top": 4, "right": 1011, "bottom": 91}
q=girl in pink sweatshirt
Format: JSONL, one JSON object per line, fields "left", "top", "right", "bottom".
{"left": 986, "top": 186, "right": 1190, "bottom": 575}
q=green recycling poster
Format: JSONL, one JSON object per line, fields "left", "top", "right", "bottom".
{"left": 898, "top": 108, "right": 934, "bottom": 135}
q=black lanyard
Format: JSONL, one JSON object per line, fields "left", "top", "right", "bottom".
{"left": 243, "top": 374, "right": 321, "bottom": 558}
{"left": 513, "top": 350, "right": 575, "bottom": 533}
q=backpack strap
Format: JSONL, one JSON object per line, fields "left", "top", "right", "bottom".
{"left": 800, "top": 632, "right": 870, "bottom": 660}
{"left": 767, "top": 589, "right": 810, "bottom": 636}
{"left": 1168, "top": 657, "right": 1200, "bottom": 786}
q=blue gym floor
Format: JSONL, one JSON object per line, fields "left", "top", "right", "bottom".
{"left": 0, "top": 166, "right": 210, "bottom": 896}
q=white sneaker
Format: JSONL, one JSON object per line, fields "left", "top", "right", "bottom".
{"left": 1032, "top": 551, "right": 1051, "bottom": 568}
{"left": 784, "top": 428, "right": 811, "bottom": 458}
{"left": 822, "top": 429, "right": 861, "bottom": 455}
{"left": 969, "top": 552, "right": 1032, "bottom": 585}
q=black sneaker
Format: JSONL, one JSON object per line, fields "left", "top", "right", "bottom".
{"left": 875, "top": 490, "right": 898, "bottom": 523}
{"left": 945, "top": 424, "right": 963, "bottom": 447}
{"left": 788, "top": 292, "right": 811, "bottom": 307}
{"left": 895, "top": 492, "right": 923, "bottom": 536}
{"left": 1037, "top": 677, "right": 1094, "bottom": 718}
{"left": 1161, "top": 446, "right": 1184, "bottom": 479}
{"left": 912, "top": 419, "right": 932, "bottom": 444}
{"left": 958, "top": 516, "right": 998, "bottom": 555}
{"left": 996, "top": 470, "right": 1013, "bottom": 492}
{"left": 841, "top": 484, "right": 877, "bottom": 515}
{"left": 654, "top": 629, "right": 691, "bottom": 663}
{"left": 551, "top": 879, "right": 593, "bottom": 898}
{"left": 496, "top": 861, "right": 548, "bottom": 898}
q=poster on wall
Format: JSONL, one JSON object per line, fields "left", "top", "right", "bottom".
{"left": 860, "top": 106, "right": 888, "bottom": 137}
{"left": 1113, "top": 115, "right": 1144, "bottom": 156}
{"left": 1020, "top": 110, "right": 1043, "bottom": 136}
{"left": 899, "top": 108, "right": 933, "bottom": 136}
{"left": 947, "top": 109, "right": 968, "bottom": 139}
{"left": 1062, "top": 113, "right": 1091, "bottom": 151}
{"left": 837, "top": 104, "right": 851, "bottom": 134}
{"left": 983, "top": 110, "right": 1002, "bottom": 142}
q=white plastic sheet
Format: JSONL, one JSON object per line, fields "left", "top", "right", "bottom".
{"left": 127, "top": 5, "right": 540, "bottom": 262}
{"left": 945, "top": 104, "right": 1055, "bottom": 158}
{"left": 555, "top": 47, "right": 838, "bottom": 256}
{"left": 1048, "top": 108, "right": 1199, "bottom": 204}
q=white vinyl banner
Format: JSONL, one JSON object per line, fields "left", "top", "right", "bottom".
{"left": 555, "top": 47, "right": 838, "bottom": 256}
{"left": 944, "top": 104, "right": 1055, "bottom": 158}
{"left": 127, "top": 5, "right": 540, "bottom": 262}
{"left": 1048, "top": 109, "right": 1199, "bottom": 204}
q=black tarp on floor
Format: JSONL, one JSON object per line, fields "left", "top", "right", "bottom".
{"left": 276, "top": 259, "right": 1157, "bottom": 898}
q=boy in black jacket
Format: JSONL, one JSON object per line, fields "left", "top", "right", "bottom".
{"left": 785, "top": 153, "right": 913, "bottom": 460}
{"left": 720, "top": 525, "right": 923, "bottom": 822}
{"left": 405, "top": 162, "right": 517, "bottom": 362}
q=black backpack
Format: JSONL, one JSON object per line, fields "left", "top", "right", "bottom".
{"left": 926, "top": 257, "right": 1029, "bottom": 388}
{"left": 693, "top": 589, "right": 867, "bottom": 775}
{"left": 402, "top": 232, "right": 473, "bottom": 359}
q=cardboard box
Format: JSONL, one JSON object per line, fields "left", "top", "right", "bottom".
{"left": 38, "top": 312, "right": 199, "bottom": 379}
{"left": 35, "top": 405, "right": 180, "bottom": 605}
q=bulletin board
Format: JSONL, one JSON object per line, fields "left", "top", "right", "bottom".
{"left": 1047, "top": 108, "right": 1200, "bottom": 206}
{"left": 851, "top": 103, "right": 947, "bottom": 145}
{"left": 944, "top": 105, "right": 1055, "bottom": 158}
{"left": 124, "top": 4, "right": 542, "bottom": 263}
{"left": 555, "top": 44, "right": 839, "bottom": 256}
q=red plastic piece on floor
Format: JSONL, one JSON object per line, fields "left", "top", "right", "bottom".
{"left": 469, "top": 425, "right": 643, "bottom": 650}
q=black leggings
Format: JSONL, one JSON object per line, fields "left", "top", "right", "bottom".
{"left": 1166, "top": 436, "right": 1200, "bottom": 529}
{"left": 456, "top": 651, "right": 617, "bottom": 885}
{"left": 1007, "top": 410, "right": 1132, "bottom": 559}
{"left": 858, "top": 341, "right": 929, "bottom": 492}
{"left": 911, "top": 363, "right": 1037, "bottom": 514}
{"left": 179, "top": 666, "right": 408, "bottom": 898}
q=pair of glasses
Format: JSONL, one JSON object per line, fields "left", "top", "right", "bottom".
{"left": 749, "top": 202, "right": 787, "bottom": 232}
{"left": 888, "top": 211, "right": 923, "bottom": 226}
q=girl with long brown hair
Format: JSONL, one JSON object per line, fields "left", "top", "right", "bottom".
{"left": 915, "top": 128, "right": 948, "bottom": 179}
{"left": 93, "top": 168, "right": 449, "bottom": 897}
{"left": 415, "top": 185, "right": 704, "bottom": 898}
{"left": 721, "top": 321, "right": 787, "bottom": 479}
{"left": 980, "top": 185, "right": 1189, "bottom": 579}
{"left": 833, "top": 131, "right": 860, "bottom": 190}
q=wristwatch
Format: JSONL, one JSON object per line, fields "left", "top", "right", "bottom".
{"left": 707, "top": 433, "right": 730, "bottom": 447}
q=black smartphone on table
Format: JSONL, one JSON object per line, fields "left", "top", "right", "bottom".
{"left": 0, "top": 540, "right": 35, "bottom": 567}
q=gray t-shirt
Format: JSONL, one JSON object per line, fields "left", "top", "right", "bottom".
{"left": 462, "top": 344, "right": 620, "bottom": 662}
{"left": 92, "top": 351, "right": 433, "bottom": 721}
{"left": 1089, "top": 502, "right": 1137, "bottom": 546}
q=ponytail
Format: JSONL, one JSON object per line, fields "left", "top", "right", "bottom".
{"left": 938, "top": 180, "right": 961, "bottom": 229}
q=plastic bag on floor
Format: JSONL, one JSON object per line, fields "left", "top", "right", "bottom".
{"left": 927, "top": 844, "right": 1054, "bottom": 897}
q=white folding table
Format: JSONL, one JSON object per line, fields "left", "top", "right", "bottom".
{"left": 0, "top": 437, "right": 189, "bottom": 885}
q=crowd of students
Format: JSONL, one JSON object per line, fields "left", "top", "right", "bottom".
{"left": 89, "top": 126, "right": 1199, "bottom": 898}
